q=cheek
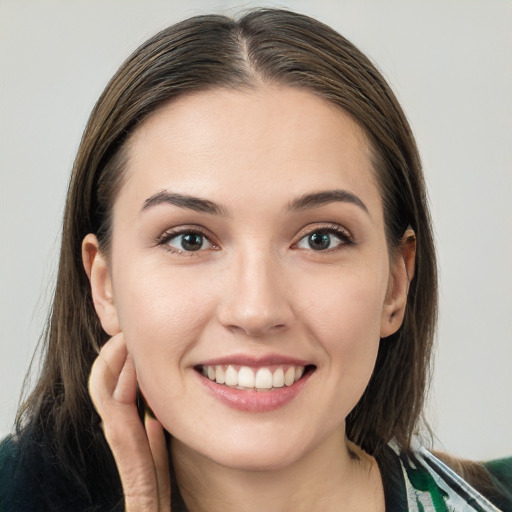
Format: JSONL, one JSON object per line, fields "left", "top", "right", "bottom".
{"left": 111, "top": 261, "right": 216, "bottom": 388}
{"left": 297, "top": 266, "right": 387, "bottom": 395}
{"left": 299, "top": 262, "right": 388, "bottom": 341}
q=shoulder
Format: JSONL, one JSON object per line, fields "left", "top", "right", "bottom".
{"left": 431, "top": 450, "right": 512, "bottom": 511}
{"left": 0, "top": 431, "right": 118, "bottom": 512}
{"left": 0, "top": 433, "right": 47, "bottom": 511}
{"left": 484, "top": 456, "right": 512, "bottom": 485}
{"left": 483, "top": 456, "right": 512, "bottom": 510}
{"left": 380, "top": 444, "right": 512, "bottom": 511}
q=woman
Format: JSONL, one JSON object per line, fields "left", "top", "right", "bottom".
{"left": 1, "top": 8, "right": 510, "bottom": 512}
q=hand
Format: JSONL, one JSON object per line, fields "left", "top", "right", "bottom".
{"left": 88, "top": 333, "right": 171, "bottom": 511}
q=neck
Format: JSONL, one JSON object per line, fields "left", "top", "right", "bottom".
{"left": 171, "top": 428, "right": 385, "bottom": 512}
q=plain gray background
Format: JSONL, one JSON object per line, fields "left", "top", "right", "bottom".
{"left": 1, "top": 0, "right": 511, "bottom": 460}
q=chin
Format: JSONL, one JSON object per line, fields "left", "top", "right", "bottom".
{"left": 204, "top": 443, "right": 307, "bottom": 473}
{"left": 173, "top": 422, "right": 324, "bottom": 474}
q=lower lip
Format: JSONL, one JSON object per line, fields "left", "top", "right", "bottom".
{"left": 197, "top": 371, "right": 312, "bottom": 412}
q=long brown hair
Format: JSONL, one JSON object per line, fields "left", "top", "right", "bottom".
{"left": 17, "top": 7, "right": 437, "bottom": 492}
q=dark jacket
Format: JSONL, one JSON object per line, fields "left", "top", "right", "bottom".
{"left": 1, "top": 433, "right": 511, "bottom": 511}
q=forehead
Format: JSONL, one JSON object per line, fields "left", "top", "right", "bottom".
{"left": 118, "top": 86, "right": 381, "bottom": 216}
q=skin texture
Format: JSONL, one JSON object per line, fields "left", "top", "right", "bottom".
{"left": 85, "top": 86, "right": 415, "bottom": 511}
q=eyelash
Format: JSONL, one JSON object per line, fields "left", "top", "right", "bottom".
{"left": 156, "top": 227, "right": 217, "bottom": 255}
{"left": 294, "top": 224, "right": 354, "bottom": 252}
{"left": 156, "top": 223, "right": 354, "bottom": 255}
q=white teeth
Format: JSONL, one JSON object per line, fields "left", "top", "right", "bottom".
{"left": 255, "top": 368, "right": 273, "bottom": 389}
{"left": 225, "top": 365, "right": 238, "bottom": 386}
{"left": 215, "top": 365, "right": 225, "bottom": 384}
{"left": 238, "top": 366, "right": 255, "bottom": 388}
{"left": 272, "top": 368, "right": 285, "bottom": 388}
{"left": 284, "top": 367, "right": 295, "bottom": 386}
{"left": 201, "top": 364, "right": 307, "bottom": 390}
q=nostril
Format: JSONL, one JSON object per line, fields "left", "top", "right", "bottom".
{"left": 216, "top": 276, "right": 294, "bottom": 336}
{"left": 223, "top": 322, "right": 288, "bottom": 338}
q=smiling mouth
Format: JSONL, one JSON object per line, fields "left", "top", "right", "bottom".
{"left": 196, "top": 364, "right": 316, "bottom": 391}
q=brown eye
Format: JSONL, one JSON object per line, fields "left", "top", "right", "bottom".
{"left": 166, "top": 232, "right": 212, "bottom": 252}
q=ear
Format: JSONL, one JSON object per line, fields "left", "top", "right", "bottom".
{"left": 82, "top": 233, "right": 120, "bottom": 336}
{"left": 380, "top": 229, "right": 416, "bottom": 338}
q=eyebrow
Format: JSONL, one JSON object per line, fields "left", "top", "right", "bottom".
{"left": 141, "top": 191, "right": 228, "bottom": 216}
{"left": 141, "top": 188, "right": 368, "bottom": 216}
{"left": 288, "top": 190, "right": 369, "bottom": 214}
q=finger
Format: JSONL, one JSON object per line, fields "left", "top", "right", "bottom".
{"left": 89, "top": 334, "right": 147, "bottom": 449}
{"left": 145, "top": 413, "right": 171, "bottom": 512}
{"left": 88, "top": 335, "right": 161, "bottom": 510}
{"left": 113, "top": 353, "right": 137, "bottom": 404}
{"left": 89, "top": 332, "right": 128, "bottom": 402}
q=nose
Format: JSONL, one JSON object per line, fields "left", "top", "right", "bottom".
{"left": 216, "top": 249, "right": 294, "bottom": 337}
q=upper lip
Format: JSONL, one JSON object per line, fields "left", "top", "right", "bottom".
{"left": 197, "top": 353, "right": 312, "bottom": 367}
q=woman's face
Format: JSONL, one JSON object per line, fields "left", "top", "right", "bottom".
{"left": 89, "top": 86, "right": 410, "bottom": 471}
